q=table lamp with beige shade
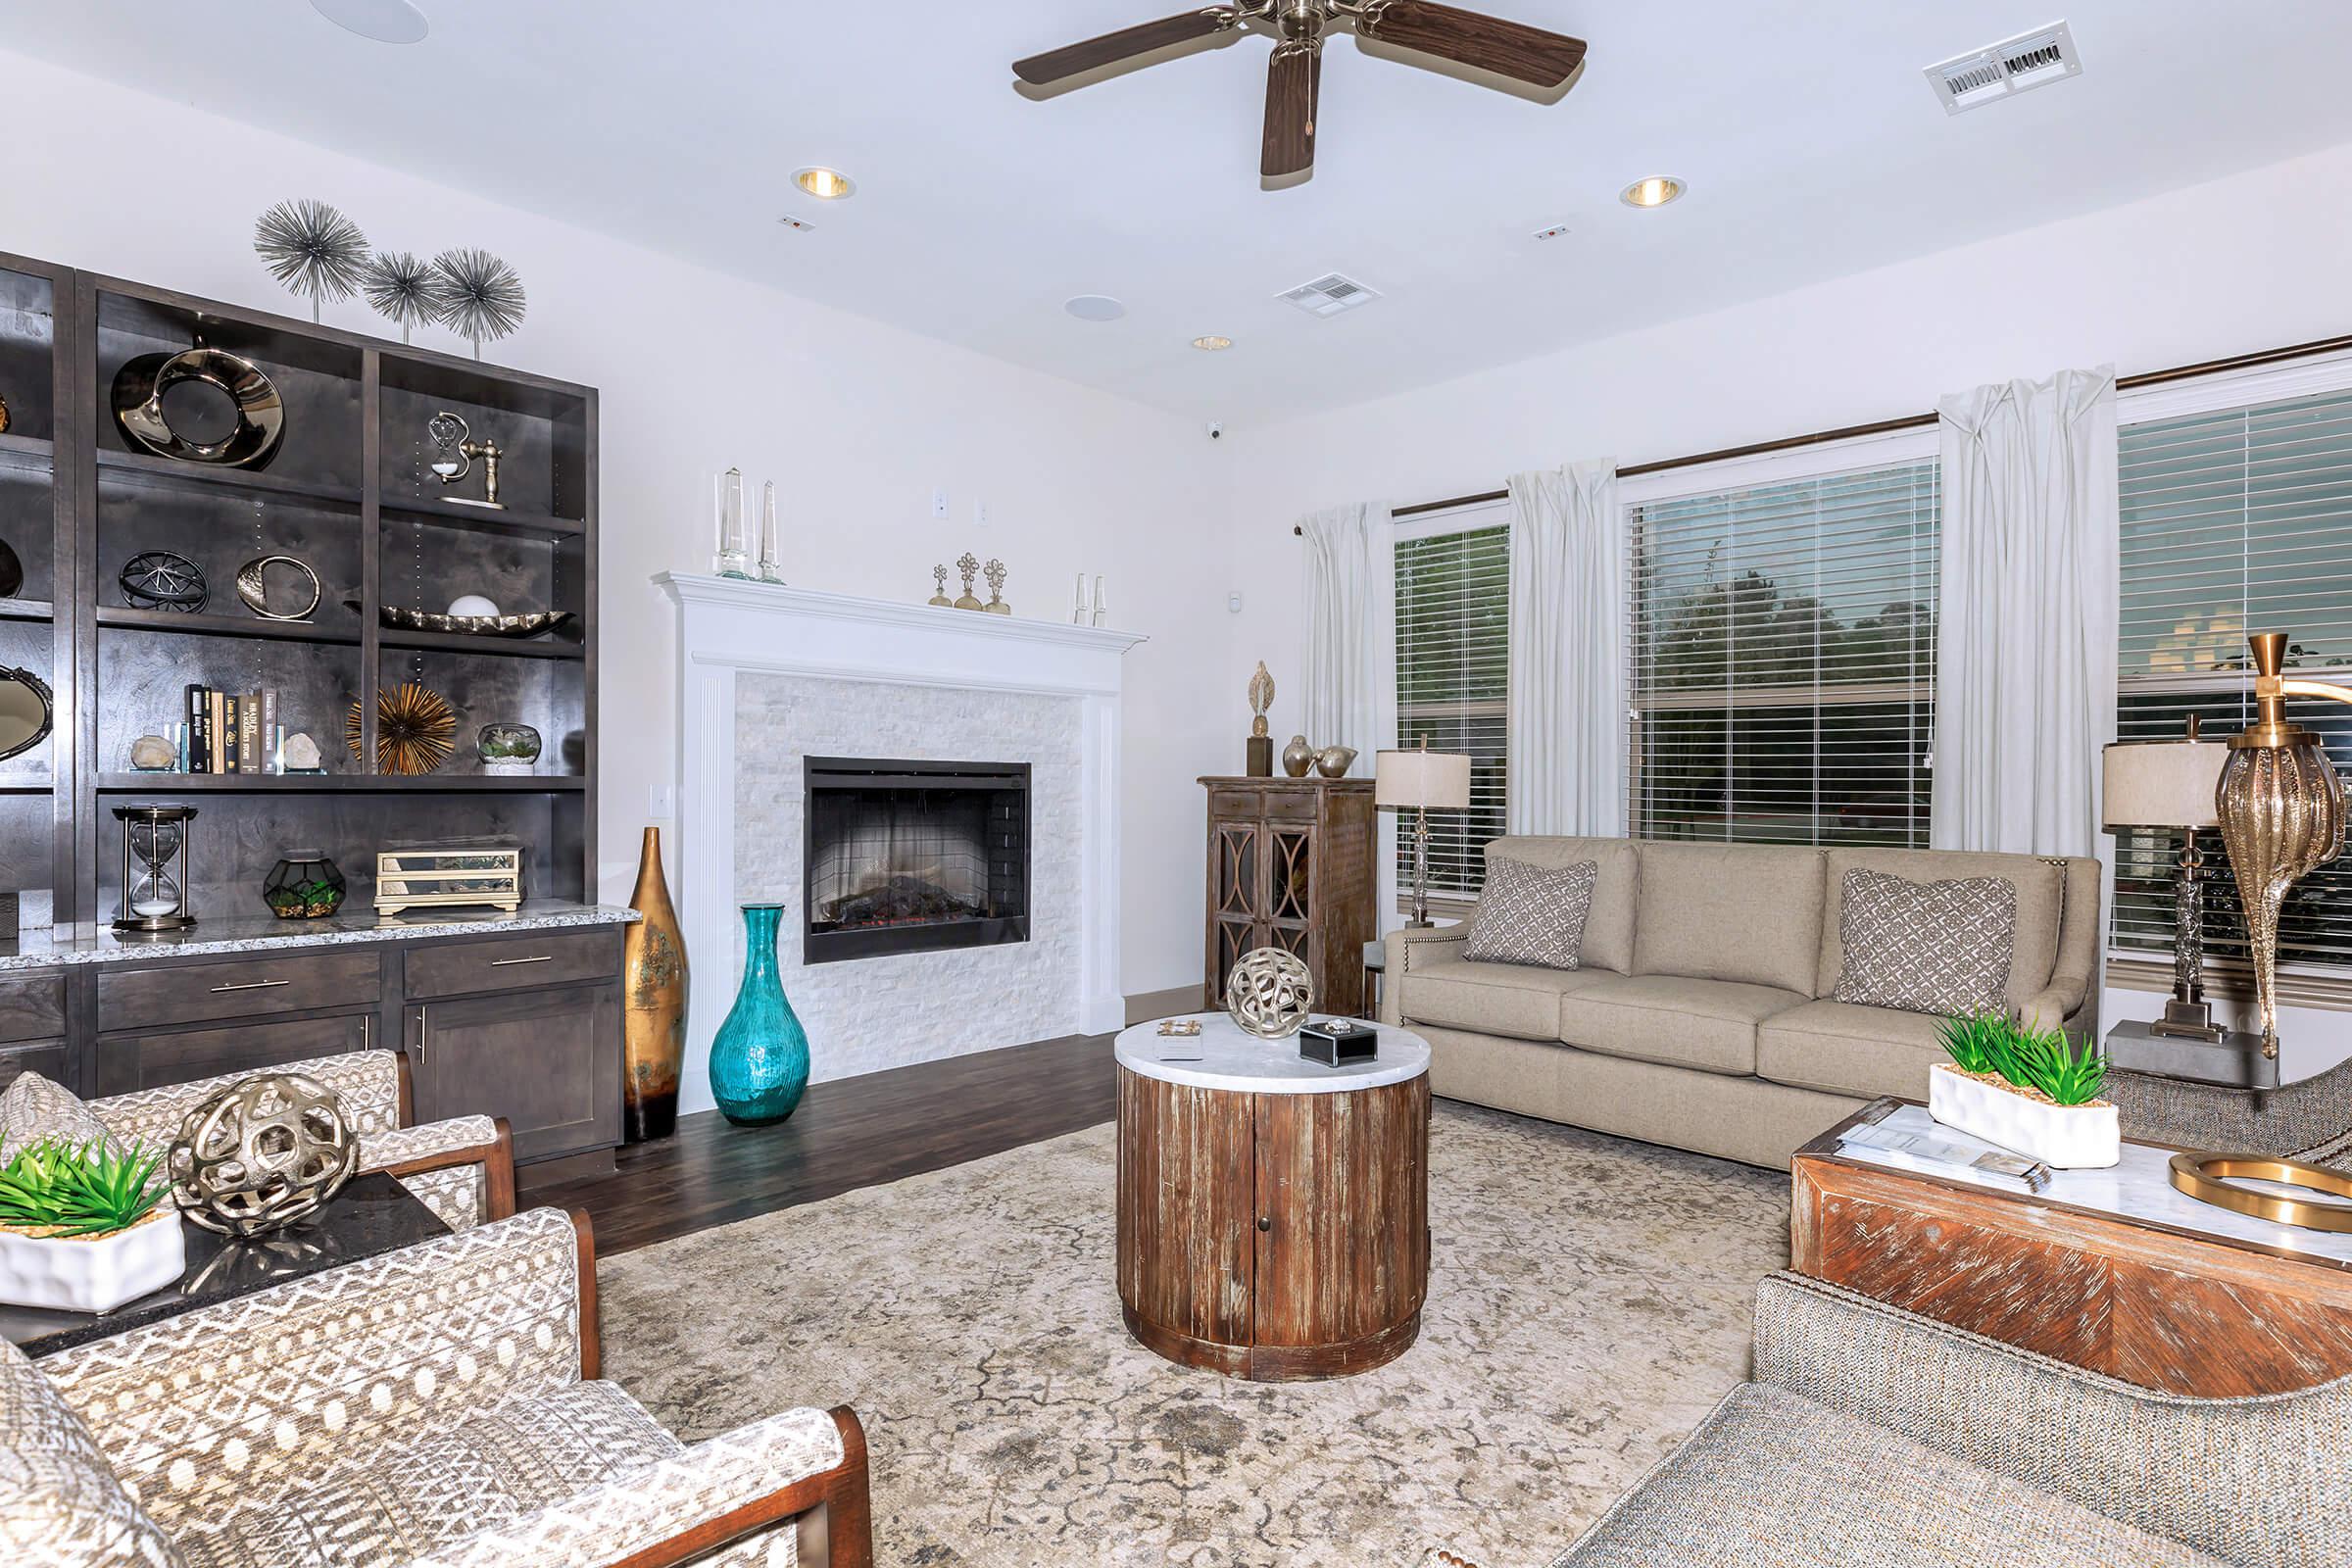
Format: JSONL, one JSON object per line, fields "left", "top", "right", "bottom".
{"left": 2103, "top": 718, "right": 2230, "bottom": 1043}
{"left": 1377, "top": 741, "right": 1472, "bottom": 929}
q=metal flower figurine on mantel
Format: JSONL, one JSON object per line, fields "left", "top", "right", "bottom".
{"left": 427, "top": 247, "right": 527, "bottom": 360}
{"left": 359, "top": 248, "right": 444, "bottom": 343}
{"left": 254, "top": 199, "right": 370, "bottom": 323}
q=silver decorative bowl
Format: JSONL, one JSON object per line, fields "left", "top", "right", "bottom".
{"left": 349, "top": 599, "right": 573, "bottom": 639}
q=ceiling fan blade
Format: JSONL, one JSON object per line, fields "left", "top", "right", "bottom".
{"left": 1013, "top": 8, "right": 1241, "bottom": 85}
{"left": 1357, "top": 0, "right": 1587, "bottom": 88}
{"left": 1261, "top": 40, "right": 1323, "bottom": 179}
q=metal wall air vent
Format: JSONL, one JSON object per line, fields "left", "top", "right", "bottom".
{"left": 1925, "top": 21, "right": 2082, "bottom": 115}
{"left": 1279, "top": 272, "right": 1383, "bottom": 318}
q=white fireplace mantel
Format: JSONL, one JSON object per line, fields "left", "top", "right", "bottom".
{"left": 655, "top": 573, "right": 1146, "bottom": 1113}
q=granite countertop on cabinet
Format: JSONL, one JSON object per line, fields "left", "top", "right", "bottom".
{"left": 0, "top": 901, "right": 639, "bottom": 973}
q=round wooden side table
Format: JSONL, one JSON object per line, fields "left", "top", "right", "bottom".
{"left": 1114, "top": 1012, "right": 1432, "bottom": 1381}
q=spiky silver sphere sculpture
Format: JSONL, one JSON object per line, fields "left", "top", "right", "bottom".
{"left": 360, "top": 249, "right": 443, "bottom": 343}
{"left": 427, "top": 247, "right": 526, "bottom": 359}
{"left": 254, "top": 199, "right": 370, "bottom": 322}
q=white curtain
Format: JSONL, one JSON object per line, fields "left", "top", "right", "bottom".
{"left": 1298, "top": 500, "right": 1395, "bottom": 777}
{"left": 1932, "top": 367, "right": 2119, "bottom": 861}
{"left": 1505, "top": 461, "right": 1625, "bottom": 836}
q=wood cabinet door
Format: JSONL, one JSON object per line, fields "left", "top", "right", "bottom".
{"left": 1116, "top": 1071, "right": 1254, "bottom": 1373}
{"left": 410, "top": 984, "right": 619, "bottom": 1162}
{"left": 1251, "top": 1078, "right": 1431, "bottom": 1373}
{"left": 1264, "top": 824, "right": 1318, "bottom": 973}
{"left": 1207, "top": 820, "right": 1264, "bottom": 1004}
{"left": 93, "top": 1012, "right": 374, "bottom": 1098}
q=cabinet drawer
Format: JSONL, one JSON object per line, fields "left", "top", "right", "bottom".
{"left": 1261, "top": 791, "right": 1319, "bottom": 821}
{"left": 404, "top": 927, "right": 617, "bottom": 1002}
{"left": 0, "top": 971, "right": 66, "bottom": 1045}
{"left": 98, "top": 949, "right": 384, "bottom": 1033}
{"left": 0, "top": 1040, "right": 67, "bottom": 1093}
{"left": 1206, "top": 787, "right": 1261, "bottom": 819}
{"left": 94, "top": 1012, "right": 374, "bottom": 1099}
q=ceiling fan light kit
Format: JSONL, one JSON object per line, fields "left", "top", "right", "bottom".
{"left": 1013, "top": 1, "right": 1588, "bottom": 184}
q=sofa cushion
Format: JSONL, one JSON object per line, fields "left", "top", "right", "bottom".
{"left": 1397, "top": 953, "right": 1618, "bottom": 1042}
{"left": 1554, "top": 1382, "right": 2227, "bottom": 1567}
{"left": 171, "top": 1380, "right": 682, "bottom": 1568}
{"left": 1817, "top": 848, "right": 2067, "bottom": 1012}
{"left": 1481, "top": 838, "right": 1641, "bottom": 974}
{"left": 1559, "top": 974, "right": 1808, "bottom": 1078}
{"left": 1463, "top": 858, "right": 1596, "bottom": 969}
{"left": 1756, "top": 1000, "right": 1946, "bottom": 1102}
{"left": 1632, "top": 842, "right": 1827, "bottom": 995}
{"left": 1831, "top": 868, "right": 2016, "bottom": 1017}
{"left": 0, "top": 1337, "right": 184, "bottom": 1568}
{"left": 0, "top": 1072, "right": 122, "bottom": 1163}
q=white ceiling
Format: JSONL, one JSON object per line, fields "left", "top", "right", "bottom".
{"left": 14, "top": 2, "right": 2352, "bottom": 424}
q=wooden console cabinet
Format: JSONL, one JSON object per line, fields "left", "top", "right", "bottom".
{"left": 1200, "top": 776, "right": 1377, "bottom": 1019}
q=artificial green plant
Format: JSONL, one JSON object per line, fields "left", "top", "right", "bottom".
{"left": 0, "top": 1138, "right": 169, "bottom": 1238}
{"left": 1936, "top": 1009, "right": 2107, "bottom": 1107}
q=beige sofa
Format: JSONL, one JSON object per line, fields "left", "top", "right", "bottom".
{"left": 1380, "top": 837, "right": 2102, "bottom": 1168}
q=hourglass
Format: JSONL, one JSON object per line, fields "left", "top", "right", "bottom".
{"left": 114, "top": 805, "right": 198, "bottom": 932}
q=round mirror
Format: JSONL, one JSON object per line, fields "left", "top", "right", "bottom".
{"left": 0, "top": 666, "right": 51, "bottom": 762}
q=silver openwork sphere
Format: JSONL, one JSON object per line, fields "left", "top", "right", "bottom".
{"left": 168, "top": 1073, "right": 359, "bottom": 1237}
{"left": 1225, "top": 947, "right": 1316, "bottom": 1040}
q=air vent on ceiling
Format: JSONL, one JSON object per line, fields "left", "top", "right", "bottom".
{"left": 1279, "top": 272, "right": 1382, "bottom": 318}
{"left": 1925, "top": 21, "right": 2082, "bottom": 115}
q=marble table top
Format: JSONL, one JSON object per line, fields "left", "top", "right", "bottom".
{"left": 1834, "top": 1102, "right": 2352, "bottom": 1269}
{"left": 0, "top": 900, "right": 637, "bottom": 973}
{"left": 1115, "top": 1012, "right": 1430, "bottom": 1095}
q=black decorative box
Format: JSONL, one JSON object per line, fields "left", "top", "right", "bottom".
{"left": 1299, "top": 1019, "right": 1378, "bottom": 1066}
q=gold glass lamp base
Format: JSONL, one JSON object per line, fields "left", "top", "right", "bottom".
{"left": 2169, "top": 1152, "right": 2352, "bottom": 1233}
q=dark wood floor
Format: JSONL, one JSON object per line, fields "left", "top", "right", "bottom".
{"left": 520, "top": 1032, "right": 1118, "bottom": 1256}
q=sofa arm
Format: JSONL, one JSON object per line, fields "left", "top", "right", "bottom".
{"left": 91, "top": 1048, "right": 408, "bottom": 1149}
{"left": 43, "top": 1208, "right": 592, "bottom": 1544}
{"left": 402, "top": 1406, "right": 871, "bottom": 1568}
{"left": 363, "top": 1114, "right": 517, "bottom": 1230}
{"left": 1752, "top": 1270, "right": 2352, "bottom": 1568}
{"left": 1380, "top": 926, "right": 1469, "bottom": 1025}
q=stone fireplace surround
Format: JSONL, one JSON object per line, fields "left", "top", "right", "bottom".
{"left": 657, "top": 574, "right": 1145, "bottom": 1116}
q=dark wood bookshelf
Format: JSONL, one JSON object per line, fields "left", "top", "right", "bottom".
{"left": 0, "top": 254, "right": 599, "bottom": 925}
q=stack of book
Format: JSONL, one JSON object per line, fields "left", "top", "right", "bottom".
{"left": 183, "top": 686, "right": 285, "bottom": 775}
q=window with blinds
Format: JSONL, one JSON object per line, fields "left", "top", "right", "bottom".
{"left": 1395, "top": 518, "right": 1509, "bottom": 899}
{"left": 2115, "top": 387, "right": 2352, "bottom": 970}
{"left": 1629, "top": 462, "right": 1939, "bottom": 847}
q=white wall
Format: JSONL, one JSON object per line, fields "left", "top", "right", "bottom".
{"left": 1224, "top": 137, "right": 2352, "bottom": 1073}
{"left": 3, "top": 51, "right": 1234, "bottom": 1006}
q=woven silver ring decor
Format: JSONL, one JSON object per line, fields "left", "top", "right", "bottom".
{"left": 168, "top": 1072, "right": 359, "bottom": 1237}
{"left": 1225, "top": 947, "right": 1316, "bottom": 1039}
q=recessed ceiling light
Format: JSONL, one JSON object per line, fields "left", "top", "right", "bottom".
{"left": 1619, "top": 175, "right": 1686, "bottom": 209}
{"left": 1192, "top": 335, "right": 1234, "bottom": 352}
{"left": 793, "top": 167, "right": 857, "bottom": 201}
{"left": 1064, "top": 295, "right": 1127, "bottom": 322}
{"left": 309, "top": 0, "right": 429, "bottom": 43}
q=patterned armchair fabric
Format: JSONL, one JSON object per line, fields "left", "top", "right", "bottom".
{"left": 88, "top": 1052, "right": 512, "bottom": 1231}
{"left": 24, "top": 1208, "right": 870, "bottom": 1568}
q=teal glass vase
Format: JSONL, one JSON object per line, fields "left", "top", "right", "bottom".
{"left": 709, "top": 903, "right": 809, "bottom": 1126}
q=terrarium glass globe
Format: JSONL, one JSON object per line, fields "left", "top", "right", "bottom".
{"left": 264, "top": 852, "right": 346, "bottom": 920}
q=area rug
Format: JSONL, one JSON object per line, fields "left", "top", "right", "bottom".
{"left": 598, "top": 1102, "right": 1789, "bottom": 1568}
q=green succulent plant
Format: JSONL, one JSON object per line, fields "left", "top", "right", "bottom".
{"left": 0, "top": 1138, "right": 169, "bottom": 1238}
{"left": 1938, "top": 1010, "right": 2107, "bottom": 1107}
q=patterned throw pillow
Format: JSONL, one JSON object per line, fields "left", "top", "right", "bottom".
{"left": 0, "top": 1337, "right": 184, "bottom": 1568}
{"left": 1463, "top": 858, "right": 1598, "bottom": 970}
{"left": 0, "top": 1072, "right": 121, "bottom": 1163}
{"left": 1833, "top": 868, "right": 2018, "bottom": 1016}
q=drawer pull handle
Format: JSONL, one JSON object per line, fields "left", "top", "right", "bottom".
{"left": 209, "top": 979, "right": 290, "bottom": 994}
{"left": 490, "top": 955, "right": 556, "bottom": 967}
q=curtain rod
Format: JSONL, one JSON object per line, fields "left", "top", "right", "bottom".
{"left": 1291, "top": 329, "right": 2352, "bottom": 533}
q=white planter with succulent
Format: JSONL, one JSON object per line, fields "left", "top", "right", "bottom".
{"left": 0, "top": 1138, "right": 183, "bottom": 1313}
{"left": 1928, "top": 1012, "right": 2119, "bottom": 1169}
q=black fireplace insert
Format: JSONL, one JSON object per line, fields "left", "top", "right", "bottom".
{"left": 803, "top": 757, "right": 1030, "bottom": 964}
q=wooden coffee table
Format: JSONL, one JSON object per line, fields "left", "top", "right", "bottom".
{"left": 1793, "top": 1100, "right": 2352, "bottom": 1396}
{"left": 1114, "top": 1012, "right": 1431, "bottom": 1381}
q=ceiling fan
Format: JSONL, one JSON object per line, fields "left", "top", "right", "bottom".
{"left": 1013, "top": 2, "right": 1588, "bottom": 183}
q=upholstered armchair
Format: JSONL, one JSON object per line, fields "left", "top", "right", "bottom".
{"left": 1427, "top": 1271, "right": 2349, "bottom": 1568}
{"left": 2108, "top": 1055, "right": 2352, "bottom": 1174}
{"left": 2, "top": 1206, "right": 873, "bottom": 1568}
{"left": 85, "top": 1049, "right": 516, "bottom": 1232}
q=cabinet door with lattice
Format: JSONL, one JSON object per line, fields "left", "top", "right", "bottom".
{"left": 1264, "top": 825, "right": 1318, "bottom": 975}
{"left": 1207, "top": 821, "right": 1263, "bottom": 1004}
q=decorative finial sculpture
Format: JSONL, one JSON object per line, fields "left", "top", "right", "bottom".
{"left": 254, "top": 199, "right": 370, "bottom": 323}
{"left": 954, "top": 552, "right": 984, "bottom": 612}
{"left": 1246, "top": 661, "right": 1276, "bottom": 776}
{"left": 929, "top": 564, "right": 953, "bottom": 608}
{"left": 983, "top": 559, "right": 1010, "bottom": 615}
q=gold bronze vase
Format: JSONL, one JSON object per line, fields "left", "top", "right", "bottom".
{"left": 622, "top": 825, "right": 690, "bottom": 1142}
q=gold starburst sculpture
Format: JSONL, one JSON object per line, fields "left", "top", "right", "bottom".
{"left": 348, "top": 681, "right": 456, "bottom": 775}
